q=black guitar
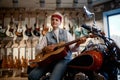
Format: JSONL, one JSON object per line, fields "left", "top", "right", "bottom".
{"left": 33, "top": 13, "right": 40, "bottom": 37}
{"left": 25, "top": 13, "right": 32, "bottom": 37}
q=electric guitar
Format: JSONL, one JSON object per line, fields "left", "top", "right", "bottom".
{"left": 6, "top": 15, "right": 16, "bottom": 37}
{"left": 7, "top": 55, "right": 14, "bottom": 69}
{"left": 15, "top": 14, "right": 23, "bottom": 37}
{"left": 33, "top": 13, "right": 40, "bottom": 37}
{"left": 21, "top": 56, "right": 28, "bottom": 68}
{"left": 25, "top": 12, "right": 32, "bottom": 37}
{"left": 0, "top": 26, "right": 6, "bottom": 38}
{"left": 29, "top": 34, "right": 95, "bottom": 67}
{"left": 41, "top": 13, "right": 49, "bottom": 36}
{"left": 41, "top": 24, "right": 49, "bottom": 36}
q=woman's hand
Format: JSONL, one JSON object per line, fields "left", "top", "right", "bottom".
{"left": 75, "top": 37, "right": 87, "bottom": 47}
{"left": 42, "top": 44, "right": 57, "bottom": 53}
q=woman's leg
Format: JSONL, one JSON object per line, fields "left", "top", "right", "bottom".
{"left": 28, "top": 66, "right": 47, "bottom": 80}
{"left": 50, "top": 59, "right": 71, "bottom": 80}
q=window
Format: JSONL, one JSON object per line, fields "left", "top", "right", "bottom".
{"left": 103, "top": 8, "right": 120, "bottom": 47}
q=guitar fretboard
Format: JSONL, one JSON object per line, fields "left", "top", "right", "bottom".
{"left": 58, "top": 35, "right": 90, "bottom": 49}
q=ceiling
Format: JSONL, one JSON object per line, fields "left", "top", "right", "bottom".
{"left": 0, "top": 0, "right": 112, "bottom": 10}
{"left": 0, "top": 0, "right": 88, "bottom": 10}
{"left": 0, "top": 0, "right": 113, "bottom": 19}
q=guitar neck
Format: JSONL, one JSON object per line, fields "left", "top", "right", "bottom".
{"left": 59, "top": 35, "right": 89, "bottom": 48}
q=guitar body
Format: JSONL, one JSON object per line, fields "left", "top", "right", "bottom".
{"left": 25, "top": 27, "right": 32, "bottom": 37}
{"left": 33, "top": 14, "right": 40, "bottom": 37}
{"left": 29, "top": 42, "right": 67, "bottom": 67}
{"left": 6, "top": 25, "right": 15, "bottom": 37}
{"left": 42, "top": 26, "right": 49, "bottom": 36}
{"left": 33, "top": 27, "right": 40, "bottom": 37}
{"left": 6, "top": 15, "right": 16, "bottom": 37}
{"left": 25, "top": 14, "right": 32, "bottom": 37}
{"left": 29, "top": 35, "right": 96, "bottom": 67}
{"left": 15, "top": 24, "right": 23, "bottom": 37}
{"left": 0, "top": 27, "right": 6, "bottom": 38}
{"left": 21, "top": 56, "right": 28, "bottom": 68}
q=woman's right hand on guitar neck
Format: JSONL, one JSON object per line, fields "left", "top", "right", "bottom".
{"left": 42, "top": 44, "right": 57, "bottom": 53}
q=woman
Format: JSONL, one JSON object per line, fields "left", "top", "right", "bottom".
{"left": 28, "top": 12, "right": 86, "bottom": 80}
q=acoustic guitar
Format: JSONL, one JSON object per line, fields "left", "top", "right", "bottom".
{"left": 29, "top": 35, "right": 95, "bottom": 67}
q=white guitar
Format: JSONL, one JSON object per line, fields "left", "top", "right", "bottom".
{"left": 15, "top": 14, "right": 23, "bottom": 37}
{"left": 6, "top": 15, "right": 16, "bottom": 37}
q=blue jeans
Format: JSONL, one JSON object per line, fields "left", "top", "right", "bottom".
{"left": 28, "top": 59, "right": 71, "bottom": 80}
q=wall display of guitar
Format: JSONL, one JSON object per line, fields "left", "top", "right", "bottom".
{"left": 1, "top": 48, "right": 8, "bottom": 69}
{"left": 0, "top": 26, "right": 6, "bottom": 38}
{"left": 41, "top": 24, "right": 49, "bottom": 36}
{"left": 41, "top": 13, "right": 49, "bottom": 36}
{"left": 21, "top": 56, "right": 28, "bottom": 69}
{"left": 7, "top": 54, "right": 14, "bottom": 69}
{"left": 0, "top": 14, "right": 6, "bottom": 38}
{"left": 25, "top": 13, "right": 32, "bottom": 37}
{"left": 29, "top": 34, "right": 96, "bottom": 67}
{"left": 33, "top": 13, "right": 40, "bottom": 37}
{"left": 15, "top": 14, "right": 23, "bottom": 37}
{"left": 6, "top": 15, "right": 16, "bottom": 37}
{"left": 14, "top": 56, "right": 22, "bottom": 69}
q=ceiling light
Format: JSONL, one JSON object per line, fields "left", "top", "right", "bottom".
{"left": 56, "top": 0, "right": 61, "bottom": 8}
{"left": 12, "top": 0, "right": 18, "bottom": 7}
{"left": 40, "top": 0, "right": 45, "bottom": 8}
{"left": 73, "top": 0, "right": 78, "bottom": 8}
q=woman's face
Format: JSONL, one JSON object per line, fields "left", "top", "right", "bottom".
{"left": 51, "top": 17, "right": 61, "bottom": 29}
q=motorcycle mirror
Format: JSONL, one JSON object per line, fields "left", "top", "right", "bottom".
{"left": 83, "top": 6, "right": 96, "bottom": 26}
{"left": 83, "top": 6, "right": 94, "bottom": 18}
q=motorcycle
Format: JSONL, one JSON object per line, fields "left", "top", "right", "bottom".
{"left": 27, "top": 6, "right": 120, "bottom": 80}
{"left": 63, "top": 6, "right": 120, "bottom": 80}
{"left": 36, "top": 23, "right": 120, "bottom": 80}
{"left": 64, "top": 24, "right": 120, "bottom": 80}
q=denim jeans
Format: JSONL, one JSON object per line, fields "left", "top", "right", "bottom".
{"left": 28, "top": 59, "right": 71, "bottom": 80}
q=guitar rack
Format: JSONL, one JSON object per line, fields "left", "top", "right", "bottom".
{"left": 0, "top": 37, "right": 37, "bottom": 77}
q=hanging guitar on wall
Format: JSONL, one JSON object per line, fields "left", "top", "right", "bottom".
{"left": 33, "top": 12, "right": 40, "bottom": 37}
{"left": 41, "top": 12, "right": 49, "bottom": 36}
{"left": 15, "top": 14, "right": 23, "bottom": 37}
{"left": 0, "top": 13, "right": 6, "bottom": 38}
{"left": 25, "top": 12, "right": 32, "bottom": 37}
{"left": 6, "top": 14, "right": 16, "bottom": 37}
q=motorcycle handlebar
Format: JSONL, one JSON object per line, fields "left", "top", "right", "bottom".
{"left": 81, "top": 24, "right": 105, "bottom": 38}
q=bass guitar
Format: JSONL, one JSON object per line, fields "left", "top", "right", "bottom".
{"left": 29, "top": 35, "right": 95, "bottom": 67}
